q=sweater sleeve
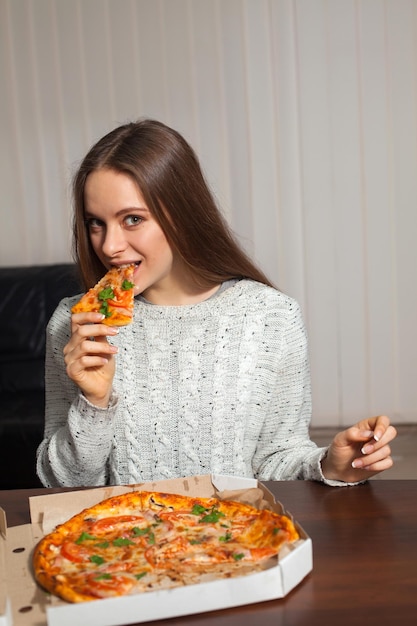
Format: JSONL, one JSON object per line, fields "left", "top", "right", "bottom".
{"left": 251, "top": 298, "right": 353, "bottom": 486}
{"left": 36, "top": 298, "right": 117, "bottom": 487}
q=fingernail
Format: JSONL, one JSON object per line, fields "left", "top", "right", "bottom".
{"left": 352, "top": 459, "right": 363, "bottom": 469}
{"left": 373, "top": 433, "right": 380, "bottom": 442}
{"left": 361, "top": 444, "right": 373, "bottom": 455}
{"left": 360, "top": 430, "right": 374, "bottom": 439}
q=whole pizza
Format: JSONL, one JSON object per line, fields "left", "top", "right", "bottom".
{"left": 32, "top": 490, "right": 299, "bottom": 602}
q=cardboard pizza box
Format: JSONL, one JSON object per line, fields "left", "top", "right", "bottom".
{"left": 0, "top": 474, "right": 312, "bottom": 626}
{"left": 0, "top": 509, "right": 12, "bottom": 626}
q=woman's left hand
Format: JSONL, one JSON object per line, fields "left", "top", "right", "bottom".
{"left": 321, "top": 415, "right": 397, "bottom": 483}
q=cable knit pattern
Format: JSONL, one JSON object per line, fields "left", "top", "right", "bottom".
{"left": 37, "top": 280, "right": 346, "bottom": 488}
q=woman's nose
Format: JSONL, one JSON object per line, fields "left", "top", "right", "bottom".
{"left": 101, "top": 226, "right": 128, "bottom": 258}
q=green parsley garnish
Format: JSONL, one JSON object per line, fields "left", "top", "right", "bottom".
{"left": 90, "top": 555, "right": 106, "bottom": 565}
{"left": 219, "top": 531, "right": 232, "bottom": 542}
{"left": 132, "top": 526, "right": 151, "bottom": 536}
{"left": 75, "top": 532, "right": 97, "bottom": 544}
{"left": 99, "top": 300, "right": 112, "bottom": 318}
{"left": 191, "top": 504, "right": 208, "bottom": 515}
{"left": 112, "top": 537, "right": 135, "bottom": 547}
{"left": 191, "top": 503, "right": 226, "bottom": 524}
{"left": 122, "top": 280, "right": 134, "bottom": 290}
{"left": 232, "top": 553, "right": 245, "bottom": 561}
{"left": 132, "top": 527, "right": 155, "bottom": 544}
{"left": 135, "top": 572, "right": 147, "bottom": 580}
{"left": 94, "top": 573, "right": 112, "bottom": 580}
{"left": 199, "top": 507, "right": 226, "bottom": 524}
{"left": 95, "top": 541, "right": 110, "bottom": 549}
{"left": 98, "top": 287, "right": 114, "bottom": 317}
{"left": 98, "top": 287, "right": 115, "bottom": 301}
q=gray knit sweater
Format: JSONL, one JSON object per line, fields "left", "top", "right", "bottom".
{"left": 37, "top": 280, "right": 336, "bottom": 488}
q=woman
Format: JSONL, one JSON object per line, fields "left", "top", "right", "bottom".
{"left": 36, "top": 119, "right": 396, "bottom": 487}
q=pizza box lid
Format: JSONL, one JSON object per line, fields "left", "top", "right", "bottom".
{"left": 0, "top": 474, "right": 312, "bottom": 626}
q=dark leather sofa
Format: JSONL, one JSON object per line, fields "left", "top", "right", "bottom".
{"left": 0, "top": 264, "right": 82, "bottom": 489}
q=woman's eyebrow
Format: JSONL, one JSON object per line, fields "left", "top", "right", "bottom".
{"left": 84, "top": 207, "right": 150, "bottom": 219}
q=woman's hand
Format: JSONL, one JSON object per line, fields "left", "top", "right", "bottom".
{"left": 321, "top": 415, "right": 397, "bottom": 483}
{"left": 63, "top": 312, "right": 119, "bottom": 407}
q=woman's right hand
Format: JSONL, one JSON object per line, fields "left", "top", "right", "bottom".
{"left": 63, "top": 312, "right": 119, "bottom": 407}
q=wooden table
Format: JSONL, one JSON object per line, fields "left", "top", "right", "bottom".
{"left": 1, "top": 480, "right": 416, "bottom": 626}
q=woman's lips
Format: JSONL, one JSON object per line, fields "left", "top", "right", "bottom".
{"left": 132, "top": 262, "right": 141, "bottom": 290}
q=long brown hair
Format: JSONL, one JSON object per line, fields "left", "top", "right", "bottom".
{"left": 72, "top": 118, "right": 275, "bottom": 290}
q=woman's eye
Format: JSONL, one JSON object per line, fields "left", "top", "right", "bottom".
{"left": 125, "top": 215, "right": 143, "bottom": 227}
{"left": 85, "top": 218, "right": 104, "bottom": 231}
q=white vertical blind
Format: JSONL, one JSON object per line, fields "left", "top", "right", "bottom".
{"left": 0, "top": 0, "right": 416, "bottom": 426}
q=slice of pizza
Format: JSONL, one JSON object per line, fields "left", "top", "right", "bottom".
{"left": 71, "top": 264, "right": 135, "bottom": 326}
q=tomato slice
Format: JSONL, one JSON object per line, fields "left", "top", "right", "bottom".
{"left": 108, "top": 291, "right": 132, "bottom": 308}
{"left": 61, "top": 541, "right": 91, "bottom": 563}
{"left": 90, "top": 515, "right": 145, "bottom": 534}
{"left": 249, "top": 546, "right": 277, "bottom": 561}
{"left": 86, "top": 573, "right": 135, "bottom": 598}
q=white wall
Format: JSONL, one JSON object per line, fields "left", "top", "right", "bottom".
{"left": 1, "top": 0, "right": 416, "bottom": 426}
